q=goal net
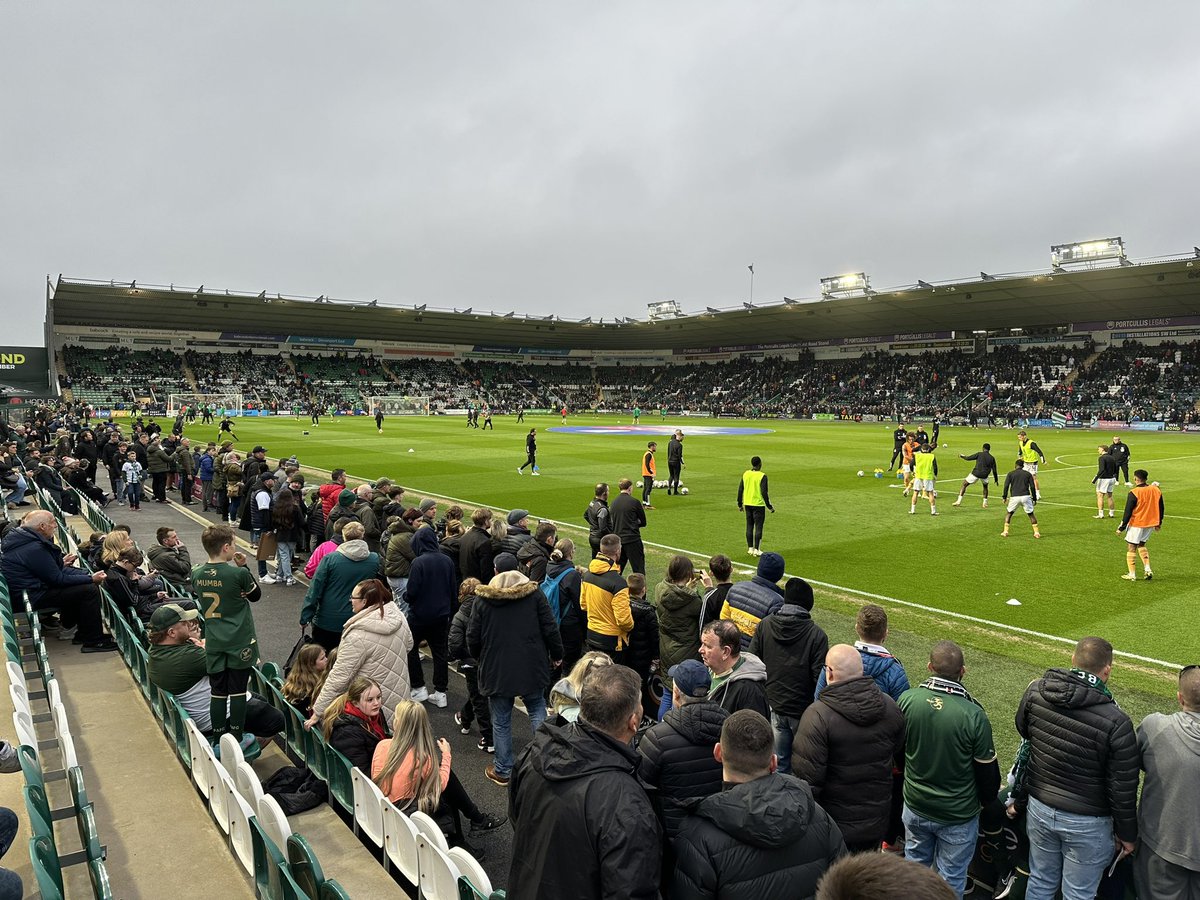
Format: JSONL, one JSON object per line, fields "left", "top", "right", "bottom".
{"left": 169, "top": 393, "right": 244, "bottom": 417}
{"left": 368, "top": 395, "right": 430, "bottom": 416}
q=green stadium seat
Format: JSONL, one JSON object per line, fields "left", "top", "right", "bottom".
{"left": 75, "top": 803, "right": 105, "bottom": 863}
{"left": 23, "top": 784, "right": 54, "bottom": 845}
{"left": 286, "top": 833, "right": 326, "bottom": 899}
{"left": 324, "top": 744, "right": 354, "bottom": 816}
{"left": 305, "top": 723, "right": 328, "bottom": 782}
{"left": 68, "top": 766, "right": 89, "bottom": 816}
{"left": 30, "top": 835, "right": 65, "bottom": 900}
{"left": 260, "top": 661, "right": 283, "bottom": 685}
{"left": 88, "top": 857, "right": 114, "bottom": 900}
{"left": 18, "top": 744, "right": 44, "bottom": 791}
{"left": 318, "top": 880, "right": 351, "bottom": 900}
{"left": 251, "top": 816, "right": 287, "bottom": 900}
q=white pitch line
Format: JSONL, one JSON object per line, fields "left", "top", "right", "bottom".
{"left": 285, "top": 460, "right": 1183, "bottom": 671}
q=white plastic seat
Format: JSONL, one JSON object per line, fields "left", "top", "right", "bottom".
{"left": 184, "top": 719, "right": 210, "bottom": 798}
{"left": 8, "top": 684, "right": 29, "bottom": 717}
{"left": 227, "top": 789, "right": 255, "bottom": 875}
{"left": 448, "top": 846, "right": 493, "bottom": 896}
{"left": 51, "top": 701, "right": 70, "bottom": 742}
{"left": 47, "top": 678, "right": 61, "bottom": 709}
{"left": 418, "top": 835, "right": 461, "bottom": 900}
{"left": 351, "top": 767, "right": 386, "bottom": 848}
{"left": 411, "top": 810, "right": 449, "bottom": 851}
{"left": 256, "top": 794, "right": 293, "bottom": 857}
{"left": 218, "top": 733, "right": 244, "bottom": 781}
{"left": 383, "top": 801, "right": 420, "bottom": 884}
{"left": 234, "top": 760, "right": 263, "bottom": 810}
{"left": 210, "top": 760, "right": 233, "bottom": 834}
{"left": 12, "top": 709, "right": 36, "bottom": 749}
{"left": 5, "top": 661, "right": 23, "bottom": 687}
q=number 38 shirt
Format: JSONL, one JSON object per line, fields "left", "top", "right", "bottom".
{"left": 192, "top": 561, "right": 261, "bottom": 673}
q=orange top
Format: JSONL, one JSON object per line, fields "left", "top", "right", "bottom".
{"left": 1129, "top": 484, "right": 1163, "bottom": 528}
{"left": 370, "top": 741, "right": 452, "bottom": 805}
{"left": 642, "top": 451, "right": 656, "bottom": 477}
{"left": 902, "top": 441, "right": 915, "bottom": 465}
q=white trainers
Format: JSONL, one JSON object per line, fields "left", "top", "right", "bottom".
{"left": 982, "top": 499, "right": 988, "bottom": 508}
{"left": 516, "top": 468, "right": 523, "bottom": 474}
{"left": 908, "top": 508, "right": 915, "bottom": 515}
{"left": 1120, "top": 572, "right": 1137, "bottom": 581}
{"left": 1093, "top": 514, "right": 1105, "bottom": 519}
{"left": 531, "top": 471, "right": 540, "bottom": 476}
{"left": 428, "top": 691, "right": 448, "bottom": 708}
{"left": 56, "top": 625, "right": 78, "bottom": 641}
{"left": 952, "top": 499, "right": 961, "bottom": 507}
{"left": 260, "top": 574, "right": 278, "bottom": 584}
{"left": 410, "top": 687, "right": 429, "bottom": 702}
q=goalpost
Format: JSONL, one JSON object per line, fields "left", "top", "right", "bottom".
{"left": 368, "top": 395, "right": 430, "bottom": 416}
{"left": 168, "top": 392, "right": 244, "bottom": 416}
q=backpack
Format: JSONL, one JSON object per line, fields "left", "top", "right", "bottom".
{"left": 540, "top": 568, "right": 572, "bottom": 623}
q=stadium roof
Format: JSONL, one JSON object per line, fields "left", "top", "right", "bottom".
{"left": 51, "top": 251, "right": 1200, "bottom": 351}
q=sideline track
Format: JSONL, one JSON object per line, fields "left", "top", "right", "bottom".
{"left": 274, "top": 458, "right": 1185, "bottom": 672}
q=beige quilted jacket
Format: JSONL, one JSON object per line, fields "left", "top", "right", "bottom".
{"left": 313, "top": 601, "right": 415, "bottom": 723}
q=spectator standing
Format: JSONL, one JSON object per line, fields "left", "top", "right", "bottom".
{"left": 580, "top": 533, "right": 632, "bottom": 663}
{"left": 653, "top": 555, "right": 712, "bottom": 718}
{"left": 897, "top": 640, "right": 999, "bottom": 898}
{"left": 198, "top": 446, "right": 216, "bottom": 511}
{"left": 147, "top": 527, "right": 192, "bottom": 590}
{"left": 749, "top": 577, "right": 828, "bottom": 774}
{"left": 467, "top": 568, "right": 563, "bottom": 787}
{"left": 816, "top": 852, "right": 956, "bottom": 900}
{"left": 0, "top": 510, "right": 116, "bottom": 652}
{"left": 516, "top": 521, "right": 556, "bottom": 583}
{"left": 792, "top": 644, "right": 905, "bottom": 853}
{"left": 175, "top": 437, "right": 195, "bottom": 504}
{"left": 583, "top": 482, "right": 611, "bottom": 559}
{"left": 449, "top": 578, "right": 493, "bottom": 754}
{"left": 1134, "top": 665, "right": 1200, "bottom": 900}
{"left": 121, "top": 450, "right": 144, "bottom": 510}
{"left": 701, "top": 554, "right": 734, "bottom": 624}
{"left": 701, "top": 620, "right": 770, "bottom": 718}
{"left": 318, "top": 468, "right": 348, "bottom": 520}
{"left": 623, "top": 573, "right": 660, "bottom": 689}
{"left": 671, "top": 709, "right": 846, "bottom": 900}
{"left": 544, "top": 538, "right": 585, "bottom": 675}
{"left": 1016, "top": 637, "right": 1139, "bottom": 900}
{"left": 458, "top": 507, "right": 496, "bottom": 583}
{"left": 609, "top": 478, "right": 648, "bottom": 574}
{"left": 500, "top": 508, "right": 533, "bottom": 555}
{"left": 300, "top": 521, "right": 381, "bottom": 651}
{"left": 145, "top": 436, "right": 171, "bottom": 502}
{"left": 268, "top": 485, "right": 306, "bottom": 587}
{"left": 382, "top": 508, "right": 420, "bottom": 603}
{"left": 815, "top": 603, "right": 910, "bottom": 702}
{"left": 507, "top": 665, "right": 660, "bottom": 899}
{"left": 405, "top": 526, "right": 456, "bottom": 709}
{"left": 720, "top": 551, "right": 786, "bottom": 649}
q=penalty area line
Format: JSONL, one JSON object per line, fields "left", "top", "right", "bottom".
{"left": 290, "top": 458, "right": 1185, "bottom": 672}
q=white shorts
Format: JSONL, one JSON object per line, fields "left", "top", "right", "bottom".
{"left": 913, "top": 479, "right": 936, "bottom": 493}
{"left": 965, "top": 473, "right": 980, "bottom": 484}
{"left": 901, "top": 464, "right": 912, "bottom": 474}
{"left": 1095, "top": 478, "right": 1117, "bottom": 494}
{"left": 1024, "top": 462, "right": 1039, "bottom": 475}
{"left": 1124, "top": 526, "right": 1154, "bottom": 545}
{"left": 1007, "top": 496, "right": 1035, "bottom": 514}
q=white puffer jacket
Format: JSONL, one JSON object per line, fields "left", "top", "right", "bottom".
{"left": 313, "top": 601, "right": 415, "bottom": 723}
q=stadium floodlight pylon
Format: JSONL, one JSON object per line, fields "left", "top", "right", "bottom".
{"left": 168, "top": 392, "right": 243, "bottom": 417}
{"left": 368, "top": 395, "right": 430, "bottom": 416}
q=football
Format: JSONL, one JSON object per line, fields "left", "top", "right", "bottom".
{"left": 680, "top": 487, "right": 689, "bottom": 495}
{"left": 857, "top": 470, "right": 865, "bottom": 477}
{"left": 636, "top": 480, "right": 644, "bottom": 488}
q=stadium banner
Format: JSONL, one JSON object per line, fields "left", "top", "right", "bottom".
{"left": 286, "top": 336, "right": 358, "bottom": 346}
{"left": 811, "top": 413, "right": 837, "bottom": 421}
{"left": 383, "top": 346, "right": 455, "bottom": 357}
{"left": 989, "top": 335, "right": 1091, "bottom": 347}
{"left": 1073, "top": 315, "right": 1200, "bottom": 333}
{"left": 1164, "top": 424, "right": 1182, "bottom": 432}
{"left": 1113, "top": 327, "right": 1200, "bottom": 341}
{"left": 1022, "top": 418, "right": 1055, "bottom": 428}
{"left": 472, "top": 345, "right": 521, "bottom": 355}
{"left": 1097, "top": 420, "right": 1130, "bottom": 430}
{"left": 1185, "top": 425, "right": 1200, "bottom": 433}
{"left": 0, "top": 346, "right": 54, "bottom": 398}
{"left": 1130, "top": 421, "right": 1166, "bottom": 431}
{"left": 221, "top": 331, "right": 288, "bottom": 342}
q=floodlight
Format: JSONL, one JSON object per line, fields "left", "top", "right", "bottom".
{"left": 414, "top": 304, "right": 426, "bottom": 311}
{"left": 820, "top": 272, "right": 870, "bottom": 297}
{"left": 647, "top": 299, "right": 684, "bottom": 320}
{"left": 1051, "top": 237, "right": 1125, "bottom": 267}
{"left": 503, "top": 311, "right": 514, "bottom": 318}
{"left": 743, "top": 302, "right": 755, "bottom": 310}
{"left": 258, "top": 290, "right": 266, "bottom": 299}
{"left": 782, "top": 297, "right": 799, "bottom": 304}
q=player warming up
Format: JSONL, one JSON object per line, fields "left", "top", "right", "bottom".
{"left": 1001, "top": 458, "right": 1040, "bottom": 539}
{"left": 909, "top": 443, "right": 939, "bottom": 516}
{"left": 641, "top": 441, "right": 657, "bottom": 508}
{"left": 517, "top": 428, "right": 539, "bottom": 475}
{"left": 1117, "top": 469, "right": 1163, "bottom": 581}
{"left": 1017, "top": 430, "right": 1046, "bottom": 499}
{"left": 1092, "top": 445, "right": 1119, "bottom": 518}
{"left": 953, "top": 442, "right": 998, "bottom": 507}
{"left": 900, "top": 434, "right": 917, "bottom": 495}
{"left": 374, "top": 405, "right": 384, "bottom": 433}
{"left": 737, "top": 456, "right": 774, "bottom": 555}
{"left": 888, "top": 423, "right": 908, "bottom": 471}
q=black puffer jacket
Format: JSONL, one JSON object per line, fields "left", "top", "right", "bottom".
{"left": 791, "top": 675, "right": 905, "bottom": 847}
{"left": 516, "top": 538, "right": 551, "bottom": 583}
{"left": 625, "top": 599, "right": 660, "bottom": 682}
{"left": 672, "top": 773, "right": 845, "bottom": 900}
{"left": 328, "top": 712, "right": 390, "bottom": 775}
{"left": 467, "top": 573, "right": 564, "bottom": 699}
{"left": 748, "top": 604, "right": 828, "bottom": 719}
{"left": 508, "top": 719, "right": 661, "bottom": 900}
{"left": 544, "top": 558, "right": 584, "bottom": 662}
{"left": 637, "top": 700, "right": 728, "bottom": 837}
{"left": 500, "top": 525, "right": 533, "bottom": 556}
{"left": 1015, "top": 668, "right": 1140, "bottom": 841}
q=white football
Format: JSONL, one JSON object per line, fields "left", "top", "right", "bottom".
{"left": 408, "top": 448, "right": 414, "bottom": 453}
{"left": 680, "top": 487, "right": 689, "bottom": 495}
{"left": 636, "top": 480, "right": 643, "bottom": 488}
{"left": 857, "top": 470, "right": 865, "bottom": 477}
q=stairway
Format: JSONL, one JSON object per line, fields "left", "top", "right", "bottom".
{"left": 180, "top": 355, "right": 201, "bottom": 399}
{"left": 1061, "top": 348, "right": 1104, "bottom": 388}
{"left": 55, "top": 352, "right": 73, "bottom": 403}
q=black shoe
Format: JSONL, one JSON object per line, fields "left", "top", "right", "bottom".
{"left": 470, "top": 813, "right": 507, "bottom": 834}
{"left": 81, "top": 639, "right": 118, "bottom": 653}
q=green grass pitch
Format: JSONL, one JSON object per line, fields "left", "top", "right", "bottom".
{"left": 195, "top": 412, "right": 1195, "bottom": 758}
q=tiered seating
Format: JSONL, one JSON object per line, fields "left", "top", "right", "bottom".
{"left": 293, "top": 354, "right": 393, "bottom": 410}
{"left": 383, "top": 358, "right": 471, "bottom": 408}
{"left": 61, "top": 345, "right": 188, "bottom": 408}
{"left": 186, "top": 350, "right": 298, "bottom": 409}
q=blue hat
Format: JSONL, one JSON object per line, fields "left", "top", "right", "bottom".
{"left": 668, "top": 660, "right": 711, "bottom": 699}
{"left": 756, "top": 551, "right": 786, "bottom": 583}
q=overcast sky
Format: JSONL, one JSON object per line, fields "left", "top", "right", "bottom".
{"left": 3, "top": 2, "right": 1198, "bottom": 346}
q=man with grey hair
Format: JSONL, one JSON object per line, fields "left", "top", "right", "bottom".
{"left": 507, "top": 664, "right": 660, "bottom": 899}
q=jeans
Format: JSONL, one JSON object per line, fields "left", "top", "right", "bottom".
{"left": 902, "top": 804, "right": 979, "bottom": 898}
{"left": 179, "top": 475, "right": 194, "bottom": 503}
{"left": 771, "top": 712, "right": 802, "bottom": 775}
{"left": 3, "top": 475, "right": 27, "bottom": 506}
{"left": 109, "top": 472, "right": 125, "bottom": 503}
{"left": 201, "top": 480, "right": 214, "bottom": 510}
{"left": 387, "top": 577, "right": 410, "bottom": 615}
{"left": 657, "top": 690, "right": 673, "bottom": 720}
{"left": 228, "top": 495, "right": 241, "bottom": 522}
{"left": 490, "top": 693, "right": 548, "bottom": 778}
{"left": 1025, "top": 795, "right": 1116, "bottom": 900}
{"left": 125, "top": 482, "right": 143, "bottom": 508}
{"left": 0, "top": 807, "right": 22, "bottom": 900}
{"left": 276, "top": 541, "right": 295, "bottom": 580}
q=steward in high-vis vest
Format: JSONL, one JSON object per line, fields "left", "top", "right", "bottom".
{"left": 737, "top": 456, "right": 774, "bottom": 557}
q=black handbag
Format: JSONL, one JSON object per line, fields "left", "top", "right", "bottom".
{"left": 284, "top": 628, "right": 314, "bottom": 676}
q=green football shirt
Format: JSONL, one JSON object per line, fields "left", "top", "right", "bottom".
{"left": 191, "top": 561, "right": 260, "bottom": 670}
{"left": 898, "top": 683, "right": 996, "bottom": 824}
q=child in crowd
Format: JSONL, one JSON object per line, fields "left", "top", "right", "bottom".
{"left": 624, "top": 573, "right": 661, "bottom": 695}
{"left": 282, "top": 643, "right": 328, "bottom": 718}
{"left": 549, "top": 651, "right": 614, "bottom": 723}
{"left": 191, "top": 524, "right": 261, "bottom": 750}
{"left": 121, "top": 450, "right": 144, "bottom": 510}
{"left": 448, "top": 578, "right": 493, "bottom": 753}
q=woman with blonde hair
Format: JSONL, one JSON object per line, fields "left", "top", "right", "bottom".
{"left": 371, "top": 700, "right": 505, "bottom": 844}
{"left": 549, "top": 651, "right": 614, "bottom": 723}
{"left": 99, "top": 530, "right": 134, "bottom": 566}
{"left": 282, "top": 643, "right": 328, "bottom": 718}
{"left": 323, "top": 676, "right": 389, "bottom": 774}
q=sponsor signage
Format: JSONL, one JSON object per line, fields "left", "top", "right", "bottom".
{"left": 1113, "top": 328, "right": 1200, "bottom": 341}
{"left": 0, "top": 346, "right": 54, "bottom": 398}
{"left": 286, "top": 336, "right": 358, "bottom": 346}
{"left": 1074, "top": 315, "right": 1200, "bottom": 332}
{"left": 1096, "top": 420, "right": 1130, "bottom": 430}
{"left": 220, "top": 331, "right": 288, "bottom": 342}
{"left": 1130, "top": 421, "right": 1165, "bottom": 431}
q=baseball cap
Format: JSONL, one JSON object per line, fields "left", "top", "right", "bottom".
{"left": 507, "top": 508, "right": 530, "bottom": 526}
{"left": 252, "top": 445, "right": 268, "bottom": 454}
{"left": 150, "top": 603, "right": 200, "bottom": 631}
{"left": 419, "top": 498, "right": 437, "bottom": 513}
{"left": 668, "top": 660, "right": 711, "bottom": 698}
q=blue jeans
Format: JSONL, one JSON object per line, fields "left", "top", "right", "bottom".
{"left": 0, "top": 807, "right": 23, "bottom": 900}
{"left": 490, "top": 694, "right": 548, "bottom": 778}
{"left": 387, "top": 577, "right": 410, "bottom": 616}
{"left": 276, "top": 541, "right": 295, "bottom": 580}
{"left": 3, "top": 475, "right": 27, "bottom": 506}
{"left": 902, "top": 804, "right": 979, "bottom": 898}
{"left": 657, "top": 690, "right": 673, "bottom": 720}
{"left": 772, "top": 712, "right": 801, "bottom": 775}
{"left": 228, "top": 495, "right": 240, "bottom": 521}
{"left": 1025, "top": 795, "right": 1115, "bottom": 900}
{"left": 125, "top": 482, "right": 143, "bottom": 507}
